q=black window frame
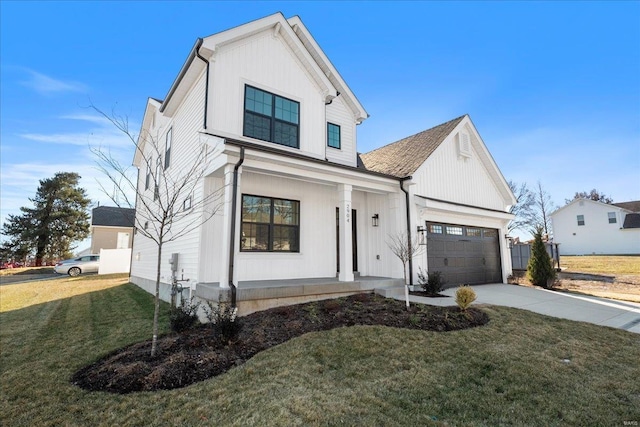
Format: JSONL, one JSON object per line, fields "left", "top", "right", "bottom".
{"left": 145, "top": 158, "right": 151, "bottom": 190}
{"left": 240, "top": 194, "right": 300, "bottom": 252}
{"left": 243, "top": 85, "right": 300, "bottom": 149}
{"left": 327, "top": 122, "right": 341, "bottom": 149}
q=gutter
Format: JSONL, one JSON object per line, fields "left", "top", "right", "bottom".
{"left": 228, "top": 147, "right": 245, "bottom": 306}
{"left": 160, "top": 38, "right": 203, "bottom": 113}
{"left": 400, "top": 177, "right": 414, "bottom": 286}
{"left": 194, "top": 38, "right": 209, "bottom": 130}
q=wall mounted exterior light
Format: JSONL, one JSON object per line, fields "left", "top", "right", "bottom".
{"left": 372, "top": 214, "right": 379, "bottom": 227}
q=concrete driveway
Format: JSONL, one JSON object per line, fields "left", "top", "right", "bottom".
{"left": 406, "top": 283, "right": 640, "bottom": 334}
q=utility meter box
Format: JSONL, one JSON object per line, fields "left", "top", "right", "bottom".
{"left": 168, "top": 253, "right": 179, "bottom": 273}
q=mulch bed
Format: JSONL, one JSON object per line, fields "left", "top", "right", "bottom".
{"left": 71, "top": 293, "right": 488, "bottom": 394}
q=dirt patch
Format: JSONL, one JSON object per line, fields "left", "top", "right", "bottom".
{"left": 510, "top": 271, "right": 640, "bottom": 302}
{"left": 71, "top": 293, "right": 488, "bottom": 394}
{"left": 409, "top": 290, "right": 450, "bottom": 298}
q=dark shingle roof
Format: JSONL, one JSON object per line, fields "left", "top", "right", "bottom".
{"left": 613, "top": 201, "right": 640, "bottom": 213}
{"left": 359, "top": 115, "right": 466, "bottom": 177}
{"left": 622, "top": 213, "right": 640, "bottom": 229}
{"left": 91, "top": 206, "right": 136, "bottom": 227}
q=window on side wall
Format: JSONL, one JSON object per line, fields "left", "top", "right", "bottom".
{"left": 154, "top": 158, "right": 161, "bottom": 200}
{"left": 164, "top": 127, "right": 172, "bottom": 170}
{"left": 145, "top": 158, "right": 151, "bottom": 190}
{"left": 241, "top": 195, "right": 300, "bottom": 252}
{"left": 608, "top": 212, "right": 617, "bottom": 224}
{"left": 243, "top": 85, "right": 299, "bottom": 148}
{"left": 327, "top": 123, "right": 341, "bottom": 149}
{"left": 577, "top": 215, "right": 585, "bottom": 226}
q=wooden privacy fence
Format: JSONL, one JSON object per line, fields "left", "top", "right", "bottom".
{"left": 511, "top": 242, "right": 560, "bottom": 270}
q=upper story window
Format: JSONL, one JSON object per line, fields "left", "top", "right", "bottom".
{"left": 154, "top": 158, "right": 161, "bottom": 200}
{"left": 145, "top": 158, "right": 151, "bottom": 190}
{"left": 327, "top": 123, "right": 341, "bottom": 149}
{"left": 241, "top": 194, "right": 300, "bottom": 252}
{"left": 608, "top": 212, "right": 617, "bottom": 224}
{"left": 164, "top": 128, "right": 172, "bottom": 170}
{"left": 577, "top": 214, "right": 585, "bottom": 226}
{"left": 243, "top": 85, "right": 299, "bottom": 148}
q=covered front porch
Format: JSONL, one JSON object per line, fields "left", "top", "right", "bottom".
{"left": 196, "top": 276, "right": 404, "bottom": 315}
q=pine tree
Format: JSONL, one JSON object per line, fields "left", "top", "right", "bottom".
{"left": 1, "top": 172, "right": 91, "bottom": 265}
{"left": 527, "top": 227, "right": 556, "bottom": 289}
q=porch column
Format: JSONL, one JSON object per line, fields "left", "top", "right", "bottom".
{"left": 338, "top": 184, "right": 354, "bottom": 282}
{"left": 218, "top": 163, "right": 242, "bottom": 288}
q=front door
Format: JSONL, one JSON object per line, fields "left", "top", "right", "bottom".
{"left": 336, "top": 208, "right": 358, "bottom": 272}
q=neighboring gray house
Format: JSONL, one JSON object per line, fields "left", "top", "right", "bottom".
{"left": 90, "top": 206, "right": 136, "bottom": 254}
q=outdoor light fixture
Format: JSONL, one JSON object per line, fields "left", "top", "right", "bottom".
{"left": 417, "top": 225, "right": 427, "bottom": 245}
{"left": 372, "top": 214, "right": 379, "bottom": 227}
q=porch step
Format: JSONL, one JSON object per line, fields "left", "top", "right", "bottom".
{"left": 374, "top": 284, "right": 406, "bottom": 298}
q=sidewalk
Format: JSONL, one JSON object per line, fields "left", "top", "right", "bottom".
{"left": 401, "top": 283, "right": 640, "bottom": 334}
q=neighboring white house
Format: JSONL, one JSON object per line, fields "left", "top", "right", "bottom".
{"left": 129, "top": 13, "right": 515, "bottom": 312}
{"left": 550, "top": 199, "right": 640, "bottom": 255}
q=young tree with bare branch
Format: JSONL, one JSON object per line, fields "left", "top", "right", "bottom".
{"left": 90, "top": 106, "right": 224, "bottom": 357}
{"left": 387, "top": 232, "right": 423, "bottom": 310}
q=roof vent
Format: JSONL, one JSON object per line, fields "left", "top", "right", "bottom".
{"left": 458, "top": 131, "right": 471, "bottom": 159}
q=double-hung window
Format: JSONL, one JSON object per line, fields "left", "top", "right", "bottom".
{"left": 244, "top": 85, "right": 299, "bottom": 148}
{"left": 145, "top": 158, "right": 151, "bottom": 190}
{"left": 241, "top": 195, "right": 300, "bottom": 252}
{"left": 164, "top": 128, "right": 172, "bottom": 170}
{"left": 577, "top": 215, "right": 585, "bottom": 226}
{"left": 327, "top": 123, "right": 341, "bottom": 149}
{"left": 608, "top": 212, "right": 617, "bottom": 224}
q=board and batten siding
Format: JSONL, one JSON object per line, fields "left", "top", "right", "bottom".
{"left": 413, "top": 129, "right": 506, "bottom": 211}
{"left": 207, "top": 29, "right": 330, "bottom": 159}
{"left": 325, "top": 96, "right": 357, "bottom": 167}
{"left": 235, "top": 172, "right": 338, "bottom": 281}
{"left": 130, "top": 72, "right": 207, "bottom": 285}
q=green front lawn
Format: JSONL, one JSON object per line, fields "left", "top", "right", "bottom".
{"left": 1, "top": 279, "right": 639, "bottom": 426}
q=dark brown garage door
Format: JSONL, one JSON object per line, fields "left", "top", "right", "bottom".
{"left": 426, "top": 222, "right": 502, "bottom": 286}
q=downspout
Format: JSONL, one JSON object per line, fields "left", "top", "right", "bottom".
{"left": 228, "top": 147, "right": 245, "bottom": 306}
{"left": 400, "top": 177, "right": 414, "bottom": 286}
{"left": 194, "top": 38, "right": 209, "bottom": 130}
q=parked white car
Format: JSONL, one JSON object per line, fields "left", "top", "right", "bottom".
{"left": 54, "top": 255, "right": 100, "bottom": 276}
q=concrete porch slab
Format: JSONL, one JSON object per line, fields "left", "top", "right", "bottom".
{"left": 196, "top": 276, "right": 404, "bottom": 315}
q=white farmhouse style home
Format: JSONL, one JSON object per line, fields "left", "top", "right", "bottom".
{"left": 550, "top": 199, "right": 640, "bottom": 255}
{"left": 129, "top": 13, "right": 516, "bottom": 313}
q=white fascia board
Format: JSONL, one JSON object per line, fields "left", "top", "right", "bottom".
{"left": 454, "top": 116, "right": 517, "bottom": 206}
{"left": 550, "top": 198, "right": 631, "bottom": 217}
{"left": 417, "top": 196, "right": 514, "bottom": 222}
{"left": 202, "top": 13, "right": 336, "bottom": 100}
{"left": 287, "top": 15, "right": 368, "bottom": 123}
{"left": 222, "top": 145, "right": 399, "bottom": 193}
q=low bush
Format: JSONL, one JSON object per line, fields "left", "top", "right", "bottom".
{"left": 203, "top": 299, "right": 243, "bottom": 344}
{"left": 418, "top": 268, "right": 446, "bottom": 295}
{"left": 169, "top": 296, "right": 201, "bottom": 333}
{"left": 455, "top": 286, "right": 477, "bottom": 311}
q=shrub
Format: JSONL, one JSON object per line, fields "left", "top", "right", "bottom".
{"left": 455, "top": 286, "right": 477, "bottom": 311}
{"left": 418, "top": 268, "right": 446, "bottom": 295}
{"left": 203, "top": 298, "right": 243, "bottom": 344}
{"left": 527, "top": 227, "right": 557, "bottom": 289}
{"left": 169, "top": 296, "right": 201, "bottom": 333}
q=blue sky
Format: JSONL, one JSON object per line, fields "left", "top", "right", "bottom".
{"left": 1, "top": 1, "right": 639, "bottom": 246}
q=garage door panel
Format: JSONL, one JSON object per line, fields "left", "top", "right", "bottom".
{"left": 426, "top": 222, "right": 502, "bottom": 286}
